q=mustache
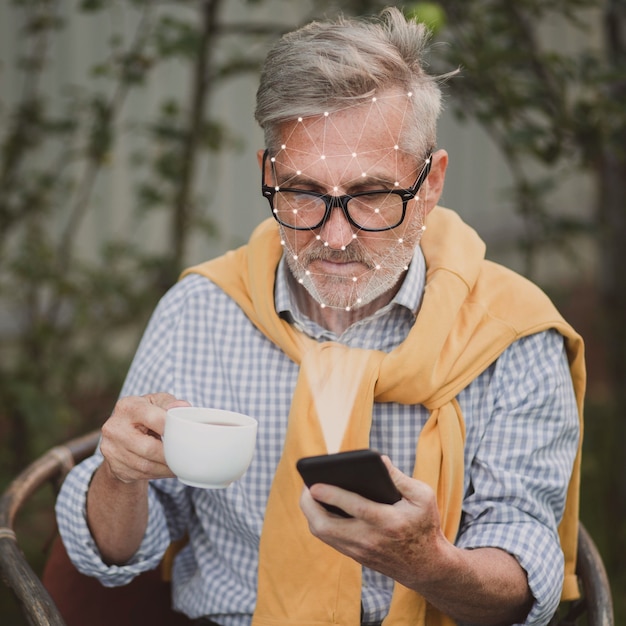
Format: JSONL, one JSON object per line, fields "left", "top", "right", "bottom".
{"left": 300, "top": 240, "right": 372, "bottom": 265}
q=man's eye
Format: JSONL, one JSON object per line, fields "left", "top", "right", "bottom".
{"left": 296, "top": 187, "right": 320, "bottom": 194}
{"left": 351, "top": 182, "right": 396, "bottom": 192}
{"left": 291, "top": 191, "right": 317, "bottom": 201}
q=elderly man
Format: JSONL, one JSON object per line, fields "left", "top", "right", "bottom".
{"left": 56, "top": 7, "right": 584, "bottom": 626}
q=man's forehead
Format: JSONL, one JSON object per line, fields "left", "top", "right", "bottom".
{"left": 271, "top": 146, "right": 412, "bottom": 179}
{"left": 275, "top": 91, "right": 414, "bottom": 154}
{"left": 269, "top": 90, "right": 418, "bottom": 178}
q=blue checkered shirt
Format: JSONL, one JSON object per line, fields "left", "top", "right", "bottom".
{"left": 56, "top": 246, "right": 579, "bottom": 626}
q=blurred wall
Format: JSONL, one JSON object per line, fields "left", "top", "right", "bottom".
{"left": 0, "top": 0, "right": 598, "bottom": 291}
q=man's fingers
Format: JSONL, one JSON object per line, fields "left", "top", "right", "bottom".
{"left": 100, "top": 423, "right": 175, "bottom": 483}
{"left": 380, "top": 455, "right": 431, "bottom": 503}
{"left": 146, "top": 392, "right": 191, "bottom": 411}
{"left": 144, "top": 393, "right": 191, "bottom": 437}
{"left": 103, "top": 449, "right": 174, "bottom": 484}
{"left": 100, "top": 394, "right": 190, "bottom": 483}
{"left": 113, "top": 394, "right": 188, "bottom": 438}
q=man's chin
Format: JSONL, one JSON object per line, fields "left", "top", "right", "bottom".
{"left": 299, "top": 277, "right": 353, "bottom": 308}
{"left": 311, "top": 271, "right": 404, "bottom": 310}
{"left": 292, "top": 265, "right": 397, "bottom": 310}
{"left": 312, "top": 291, "right": 357, "bottom": 310}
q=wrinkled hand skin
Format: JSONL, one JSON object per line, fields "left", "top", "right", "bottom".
{"left": 99, "top": 392, "right": 189, "bottom": 483}
{"left": 299, "top": 456, "right": 533, "bottom": 626}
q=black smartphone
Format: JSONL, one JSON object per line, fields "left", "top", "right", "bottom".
{"left": 296, "top": 449, "right": 401, "bottom": 518}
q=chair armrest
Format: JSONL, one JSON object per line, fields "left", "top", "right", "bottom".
{"left": 0, "top": 431, "right": 100, "bottom": 626}
{"left": 577, "top": 523, "right": 614, "bottom": 626}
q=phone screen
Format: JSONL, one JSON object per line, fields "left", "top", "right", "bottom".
{"left": 296, "top": 449, "right": 401, "bottom": 517}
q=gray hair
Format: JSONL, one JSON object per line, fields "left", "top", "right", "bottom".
{"left": 255, "top": 7, "right": 446, "bottom": 157}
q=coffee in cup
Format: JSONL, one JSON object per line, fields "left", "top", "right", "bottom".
{"left": 163, "top": 407, "right": 257, "bottom": 488}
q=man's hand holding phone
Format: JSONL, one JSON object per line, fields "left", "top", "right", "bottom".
{"left": 296, "top": 449, "right": 401, "bottom": 517}
{"left": 297, "top": 450, "right": 448, "bottom": 593}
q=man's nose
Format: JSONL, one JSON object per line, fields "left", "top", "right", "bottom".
{"left": 318, "top": 200, "right": 355, "bottom": 250}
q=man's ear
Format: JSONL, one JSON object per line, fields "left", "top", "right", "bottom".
{"left": 256, "top": 149, "right": 265, "bottom": 170}
{"left": 423, "top": 149, "right": 448, "bottom": 216}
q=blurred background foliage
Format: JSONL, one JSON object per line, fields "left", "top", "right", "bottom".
{"left": 1, "top": 0, "right": 624, "bottom": 622}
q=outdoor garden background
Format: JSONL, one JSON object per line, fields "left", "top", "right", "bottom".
{"left": 1, "top": 0, "right": 625, "bottom": 623}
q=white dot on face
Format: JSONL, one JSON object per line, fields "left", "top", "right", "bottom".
{"left": 341, "top": 245, "right": 346, "bottom": 251}
{"left": 352, "top": 276, "right": 357, "bottom": 282}
{"left": 281, "top": 144, "right": 286, "bottom": 149}
{"left": 324, "top": 241, "right": 329, "bottom": 247}
{"left": 305, "top": 270, "right": 311, "bottom": 276}
{"left": 361, "top": 172, "right": 367, "bottom": 177}
{"left": 274, "top": 186, "right": 280, "bottom": 191}
{"left": 292, "top": 254, "right": 298, "bottom": 260}
{"left": 352, "top": 233, "right": 357, "bottom": 240}
{"left": 280, "top": 239, "right": 285, "bottom": 245}
{"left": 374, "top": 208, "right": 380, "bottom": 214}
{"left": 394, "top": 181, "right": 400, "bottom": 187}
{"left": 321, "top": 303, "right": 326, "bottom": 308}
{"left": 407, "top": 91, "right": 413, "bottom": 97}
{"left": 296, "top": 170, "right": 302, "bottom": 175}
{"left": 345, "top": 306, "right": 351, "bottom": 311}
{"left": 352, "top": 152, "right": 357, "bottom": 158}
{"left": 270, "top": 157, "right": 276, "bottom": 163}
{"left": 321, "top": 155, "right": 326, "bottom": 160}
{"left": 398, "top": 238, "right": 404, "bottom": 243}
{"left": 394, "top": 145, "right": 399, "bottom": 150}
{"left": 324, "top": 111, "right": 329, "bottom": 117}
{"left": 333, "top": 186, "right": 338, "bottom": 192}
{"left": 315, "top": 235, "right": 321, "bottom": 241}
{"left": 372, "top": 97, "right": 377, "bottom": 102}
{"left": 298, "top": 278, "right": 304, "bottom": 284}
{"left": 404, "top": 265, "right": 409, "bottom": 271}
{"left": 375, "top": 264, "right": 381, "bottom": 270}
{"left": 297, "top": 117, "right": 303, "bottom": 122}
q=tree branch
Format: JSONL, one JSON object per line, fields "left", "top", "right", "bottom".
{"left": 170, "top": 0, "right": 222, "bottom": 269}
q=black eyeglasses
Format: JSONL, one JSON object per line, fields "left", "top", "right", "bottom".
{"left": 260, "top": 149, "right": 432, "bottom": 232}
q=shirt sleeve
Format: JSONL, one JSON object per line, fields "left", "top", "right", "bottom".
{"left": 54, "top": 279, "right": 199, "bottom": 585}
{"left": 457, "top": 330, "right": 580, "bottom": 625}
{"left": 55, "top": 452, "right": 172, "bottom": 586}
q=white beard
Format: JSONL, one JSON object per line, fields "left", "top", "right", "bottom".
{"left": 281, "top": 218, "right": 425, "bottom": 310}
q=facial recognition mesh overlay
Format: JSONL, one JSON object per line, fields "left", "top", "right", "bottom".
{"left": 262, "top": 91, "right": 433, "bottom": 312}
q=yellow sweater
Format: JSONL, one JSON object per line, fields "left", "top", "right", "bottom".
{"left": 182, "top": 207, "right": 585, "bottom": 626}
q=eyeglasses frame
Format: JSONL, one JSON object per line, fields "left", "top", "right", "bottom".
{"left": 260, "top": 149, "right": 433, "bottom": 232}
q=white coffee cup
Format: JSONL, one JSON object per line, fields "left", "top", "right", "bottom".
{"left": 163, "top": 406, "right": 257, "bottom": 488}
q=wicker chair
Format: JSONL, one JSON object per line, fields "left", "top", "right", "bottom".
{"left": 0, "top": 432, "right": 615, "bottom": 626}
